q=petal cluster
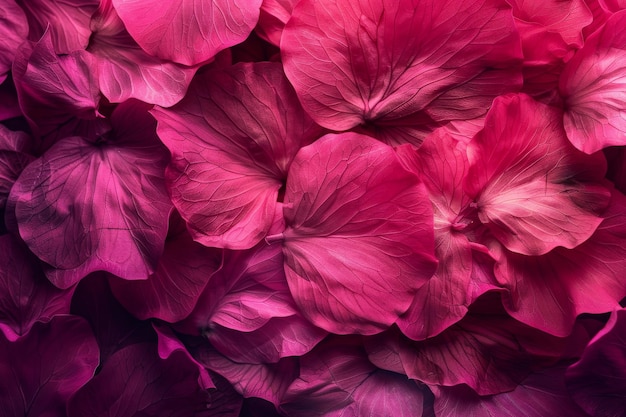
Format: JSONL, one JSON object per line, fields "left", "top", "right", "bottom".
{"left": 1, "top": 0, "right": 625, "bottom": 415}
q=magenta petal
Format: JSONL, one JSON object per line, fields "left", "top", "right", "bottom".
{"left": 193, "top": 342, "right": 298, "bottom": 407}
{"left": 153, "top": 62, "right": 322, "bottom": 249}
{"left": 18, "top": 0, "right": 98, "bottom": 53}
{"left": 367, "top": 303, "right": 566, "bottom": 395}
{"left": 11, "top": 101, "right": 172, "bottom": 288}
{"left": 465, "top": 93, "right": 610, "bottom": 256}
{"left": 281, "top": 338, "right": 425, "bottom": 417}
{"left": 109, "top": 213, "right": 222, "bottom": 322}
{"left": 154, "top": 324, "right": 214, "bottom": 390}
{"left": 281, "top": 0, "right": 522, "bottom": 134}
{"left": 560, "top": 11, "right": 626, "bottom": 153}
{"left": 12, "top": 32, "right": 109, "bottom": 145}
{"left": 0, "top": 316, "right": 99, "bottom": 416}
{"left": 395, "top": 131, "right": 481, "bottom": 340}
{"left": 435, "top": 365, "right": 588, "bottom": 417}
{"left": 256, "top": 0, "right": 297, "bottom": 46}
{"left": 0, "top": 235, "right": 74, "bottom": 340}
{"left": 281, "top": 132, "right": 436, "bottom": 335}
{"left": 88, "top": 0, "right": 197, "bottom": 106}
{"left": 67, "top": 342, "right": 235, "bottom": 417}
{"left": 0, "top": 0, "right": 28, "bottom": 83}
{"left": 179, "top": 239, "right": 326, "bottom": 362}
{"left": 566, "top": 309, "right": 626, "bottom": 416}
{"left": 112, "top": 0, "right": 262, "bottom": 65}
{"left": 493, "top": 189, "right": 626, "bottom": 336}
{"left": 0, "top": 125, "right": 34, "bottom": 209}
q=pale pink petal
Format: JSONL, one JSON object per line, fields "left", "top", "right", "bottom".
{"left": 465, "top": 93, "right": 610, "bottom": 256}
{"left": 281, "top": 0, "right": 522, "bottom": 134}
{"left": 560, "top": 11, "right": 626, "bottom": 153}
{"left": 152, "top": 62, "right": 322, "bottom": 249}
{"left": 113, "top": 0, "right": 262, "bottom": 65}
{"left": 280, "top": 132, "right": 437, "bottom": 335}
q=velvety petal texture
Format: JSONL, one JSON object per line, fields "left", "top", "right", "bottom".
{"left": 0, "top": 316, "right": 99, "bottom": 417}
{"left": 281, "top": 0, "right": 523, "bottom": 139}
{"left": 566, "top": 308, "right": 626, "bottom": 417}
{"left": 10, "top": 101, "right": 172, "bottom": 288}
{"left": 465, "top": 93, "right": 610, "bottom": 256}
{"left": 280, "top": 132, "right": 437, "bottom": 335}
{"left": 560, "top": 11, "right": 626, "bottom": 153}
{"left": 0, "top": 235, "right": 74, "bottom": 340}
{"left": 153, "top": 62, "right": 322, "bottom": 249}
{"left": 112, "top": 0, "right": 262, "bottom": 66}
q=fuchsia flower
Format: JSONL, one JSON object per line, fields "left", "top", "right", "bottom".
{"left": 3, "top": 0, "right": 626, "bottom": 415}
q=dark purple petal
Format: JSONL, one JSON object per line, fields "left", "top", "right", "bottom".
{"left": 0, "top": 316, "right": 99, "bottom": 416}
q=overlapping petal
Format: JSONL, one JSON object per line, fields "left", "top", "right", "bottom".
{"left": 10, "top": 100, "right": 172, "bottom": 288}
{"left": 280, "top": 132, "right": 437, "bottom": 335}
{"left": 465, "top": 93, "right": 610, "bottom": 256}
{"left": 112, "top": 0, "right": 262, "bottom": 66}
{"left": 153, "top": 62, "right": 322, "bottom": 249}
{"left": 560, "top": 11, "right": 626, "bottom": 153}
{"left": 281, "top": 0, "right": 522, "bottom": 141}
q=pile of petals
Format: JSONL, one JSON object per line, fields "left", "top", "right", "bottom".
{"left": 2, "top": 0, "right": 626, "bottom": 415}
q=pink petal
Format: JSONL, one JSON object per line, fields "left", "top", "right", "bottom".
{"left": 12, "top": 32, "right": 109, "bottom": 147}
{"left": 0, "top": 235, "right": 74, "bottom": 340}
{"left": 11, "top": 100, "right": 172, "bottom": 288}
{"left": 71, "top": 273, "right": 151, "bottom": 363}
{"left": 179, "top": 239, "right": 325, "bottom": 362}
{"left": 281, "top": 0, "right": 522, "bottom": 134}
{"left": 256, "top": 0, "right": 297, "bottom": 46}
{"left": 281, "top": 338, "right": 425, "bottom": 416}
{"left": 87, "top": 0, "right": 197, "bottom": 106}
{"left": 566, "top": 308, "right": 626, "bottom": 416}
{"left": 367, "top": 299, "right": 567, "bottom": 395}
{"left": 0, "top": 316, "right": 99, "bottom": 416}
{"left": 113, "top": 0, "right": 262, "bottom": 65}
{"left": 67, "top": 342, "right": 240, "bottom": 417}
{"left": 280, "top": 132, "right": 437, "bottom": 335}
{"left": 0, "top": 126, "right": 33, "bottom": 209}
{"left": 560, "top": 11, "right": 626, "bottom": 153}
{"left": 152, "top": 62, "right": 322, "bottom": 249}
{"left": 435, "top": 365, "right": 588, "bottom": 417}
{"left": 192, "top": 340, "right": 297, "bottom": 407}
{"left": 395, "top": 132, "right": 483, "bottom": 339}
{"left": 0, "top": 0, "right": 28, "bottom": 83}
{"left": 493, "top": 189, "right": 626, "bottom": 336}
{"left": 18, "top": 0, "right": 98, "bottom": 53}
{"left": 109, "top": 212, "right": 222, "bottom": 322}
{"left": 465, "top": 93, "right": 610, "bottom": 256}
